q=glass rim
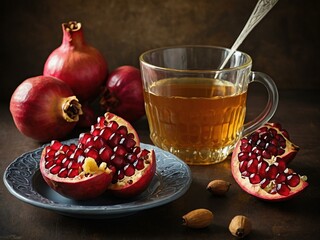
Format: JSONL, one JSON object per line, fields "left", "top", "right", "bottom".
{"left": 139, "top": 45, "right": 252, "bottom": 73}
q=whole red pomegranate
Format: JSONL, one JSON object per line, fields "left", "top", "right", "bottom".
{"left": 100, "top": 66, "right": 145, "bottom": 123}
{"left": 231, "top": 123, "right": 308, "bottom": 201}
{"left": 40, "top": 112, "right": 156, "bottom": 200}
{"left": 10, "top": 76, "right": 83, "bottom": 142}
{"left": 43, "top": 21, "right": 108, "bottom": 102}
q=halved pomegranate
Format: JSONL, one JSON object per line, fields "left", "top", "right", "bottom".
{"left": 231, "top": 123, "right": 308, "bottom": 201}
{"left": 40, "top": 112, "right": 156, "bottom": 200}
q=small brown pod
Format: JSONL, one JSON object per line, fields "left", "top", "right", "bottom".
{"left": 182, "top": 208, "right": 214, "bottom": 229}
{"left": 229, "top": 215, "right": 252, "bottom": 238}
{"left": 206, "top": 179, "right": 231, "bottom": 196}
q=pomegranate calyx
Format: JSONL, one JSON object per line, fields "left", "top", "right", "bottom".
{"left": 62, "top": 96, "right": 83, "bottom": 122}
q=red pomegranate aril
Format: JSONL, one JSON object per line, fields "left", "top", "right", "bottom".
{"left": 84, "top": 147, "right": 100, "bottom": 161}
{"left": 275, "top": 173, "right": 287, "bottom": 183}
{"left": 258, "top": 161, "right": 268, "bottom": 178}
{"left": 68, "top": 168, "right": 79, "bottom": 178}
{"left": 108, "top": 133, "right": 122, "bottom": 147}
{"left": 107, "top": 121, "right": 119, "bottom": 131}
{"left": 124, "top": 164, "right": 135, "bottom": 176}
{"left": 51, "top": 140, "right": 63, "bottom": 150}
{"left": 247, "top": 159, "right": 258, "bottom": 173}
{"left": 45, "top": 160, "right": 54, "bottom": 169}
{"left": 50, "top": 165, "right": 61, "bottom": 175}
{"left": 58, "top": 168, "right": 68, "bottom": 178}
{"left": 99, "top": 146, "right": 113, "bottom": 162}
{"left": 249, "top": 173, "right": 261, "bottom": 184}
{"left": 79, "top": 133, "right": 92, "bottom": 145}
{"left": 238, "top": 152, "right": 248, "bottom": 161}
{"left": 117, "top": 169, "right": 125, "bottom": 180}
{"left": 100, "top": 128, "right": 114, "bottom": 140}
{"left": 277, "top": 183, "right": 291, "bottom": 196}
{"left": 239, "top": 160, "right": 248, "bottom": 172}
{"left": 111, "top": 155, "right": 126, "bottom": 169}
{"left": 114, "top": 145, "right": 127, "bottom": 156}
{"left": 286, "top": 174, "right": 300, "bottom": 187}
{"left": 126, "top": 153, "right": 138, "bottom": 163}
{"left": 62, "top": 158, "right": 71, "bottom": 168}
{"left": 260, "top": 178, "right": 270, "bottom": 189}
{"left": 266, "top": 165, "right": 278, "bottom": 180}
{"left": 134, "top": 159, "right": 145, "bottom": 170}
{"left": 117, "top": 126, "right": 128, "bottom": 135}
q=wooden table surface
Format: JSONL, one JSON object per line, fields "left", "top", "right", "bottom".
{"left": 1, "top": 89, "right": 319, "bottom": 240}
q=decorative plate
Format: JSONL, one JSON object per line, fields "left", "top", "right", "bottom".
{"left": 3, "top": 141, "right": 192, "bottom": 219}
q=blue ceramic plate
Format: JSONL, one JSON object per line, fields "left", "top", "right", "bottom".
{"left": 3, "top": 140, "right": 192, "bottom": 219}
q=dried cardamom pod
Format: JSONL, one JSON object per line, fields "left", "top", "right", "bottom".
{"left": 182, "top": 208, "right": 214, "bottom": 229}
{"left": 229, "top": 215, "right": 252, "bottom": 238}
{"left": 206, "top": 179, "right": 231, "bottom": 196}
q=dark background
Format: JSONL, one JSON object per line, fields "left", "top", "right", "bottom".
{"left": 1, "top": 0, "right": 319, "bottom": 104}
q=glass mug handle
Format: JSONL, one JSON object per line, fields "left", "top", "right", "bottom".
{"left": 242, "top": 71, "right": 279, "bottom": 136}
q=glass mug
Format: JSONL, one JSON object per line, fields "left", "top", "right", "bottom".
{"left": 139, "top": 45, "right": 278, "bottom": 165}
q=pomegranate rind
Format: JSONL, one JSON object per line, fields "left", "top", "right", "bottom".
{"left": 107, "top": 150, "right": 156, "bottom": 198}
{"left": 39, "top": 147, "right": 113, "bottom": 200}
{"left": 231, "top": 138, "right": 308, "bottom": 201}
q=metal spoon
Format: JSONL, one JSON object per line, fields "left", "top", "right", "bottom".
{"left": 218, "top": 0, "right": 279, "bottom": 70}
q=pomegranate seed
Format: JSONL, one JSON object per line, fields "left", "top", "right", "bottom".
{"left": 248, "top": 152, "right": 257, "bottom": 160}
{"left": 59, "top": 145, "right": 69, "bottom": 153}
{"left": 277, "top": 148, "right": 285, "bottom": 155}
{"left": 117, "top": 169, "right": 125, "bottom": 180}
{"left": 127, "top": 133, "right": 135, "bottom": 139}
{"left": 249, "top": 173, "right": 261, "bottom": 184}
{"left": 46, "top": 149, "right": 56, "bottom": 157}
{"left": 258, "top": 161, "right": 268, "bottom": 178}
{"left": 276, "top": 183, "right": 291, "bottom": 196}
{"left": 132, "top": 146, "right": 141, "bottom": 154}
{"left": 134, "top": 159, "right": 145, "bottom": 170}
{"left": 111, "top": 155, "right": 126, "bottom": 169}
{"left": 68, "top": 168, "right": 79, "bottom": 178}
{"left": 114, "top": 145, "right": 127, "bottom": 156}
{"left": 62, "top": 158, "right": 70, "bottom": 168}
{"left": 84, "top": 147, "right": 100, "bottom": 160}
{"left": 138, "top": 149, "right": 150, "bottom": 159}
{"left": 286, "top": 174, "right": 300, "bottom": 187}
{"left": 92, "top": 136, "right": 107, "bottom": 149}
{"left": 124, "top": 164, "right": 135, "bottom": 176}
{"left": 120, "top": 137, "right": 136, "bottom": 151}
{"left": 50, "top": 140, "right": 62, "bottom": 151}
{"left": 45, "top": 160, "right": 54, "bottom": 169}
{"left": 108, "top": 133, "right": 122, "bottom": 147}
{"left": 100, "top": 128, "right": 113, "bottom": 141}
{"left": 91, "top": 128, "right": 101, "bottom": 136}
{"left": 50, "top": 165, "right": 61, "bottom": 175}
{"left": 239, "top": 160, "right": 248, "bottom": 172}
{"left": 79, "top": 133, "right": 92, "bottom": 145}
{"left": 70, "top": 148, "right": 84, "bottom": 160}
{"left": 107, "top": 121, "right": 119, "bottom": 131}
{"left": 274, "top": 159, "right": 286, "bottom": 172}
{"left": 55, "top": 154, "right": 66, "bottom": 165}
{"left": 69, "top": 161, "right": 80, "bottom": 169}
{"left": 69, "top": 143, "right": 77, "bottom": 151}
{"left": 262, "top": 150, "right": 271, "bottom": 159}
{"left": 260, "top": 178, "right": 270, "bottom": 189}
{"left": 58, "top": 168, "right": 68, "bottom": 178}
{"left": 266, "top": 165, "right": 278, "bottom": 180}
{"left": 268, "top": 128, "right": 277, "bottom": 137}
{"left": 117, "top": 126, "right": 128, "bottom": 135}
{"left": 275, "top": 173, "right": 286, "bottom": 183}
{"left": 247, "top": 159, "right": 258, "bottom": 173}
{"left": 97, "top": 116, "right": 106, "bottom": 127}
{"left": 126, "top": 153, "right": 138, "bottom": 163}
{"left": 99, "top": 146, "right": 113, "bottom": 162}
{"left": 238, "top": 152, "right": 248, "bottom": 161}
{"left": 240, "top": 143, "right": 252, "bottom": 153}
{"left": 281, "top": 130, "right": 290, "bottom": 139}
